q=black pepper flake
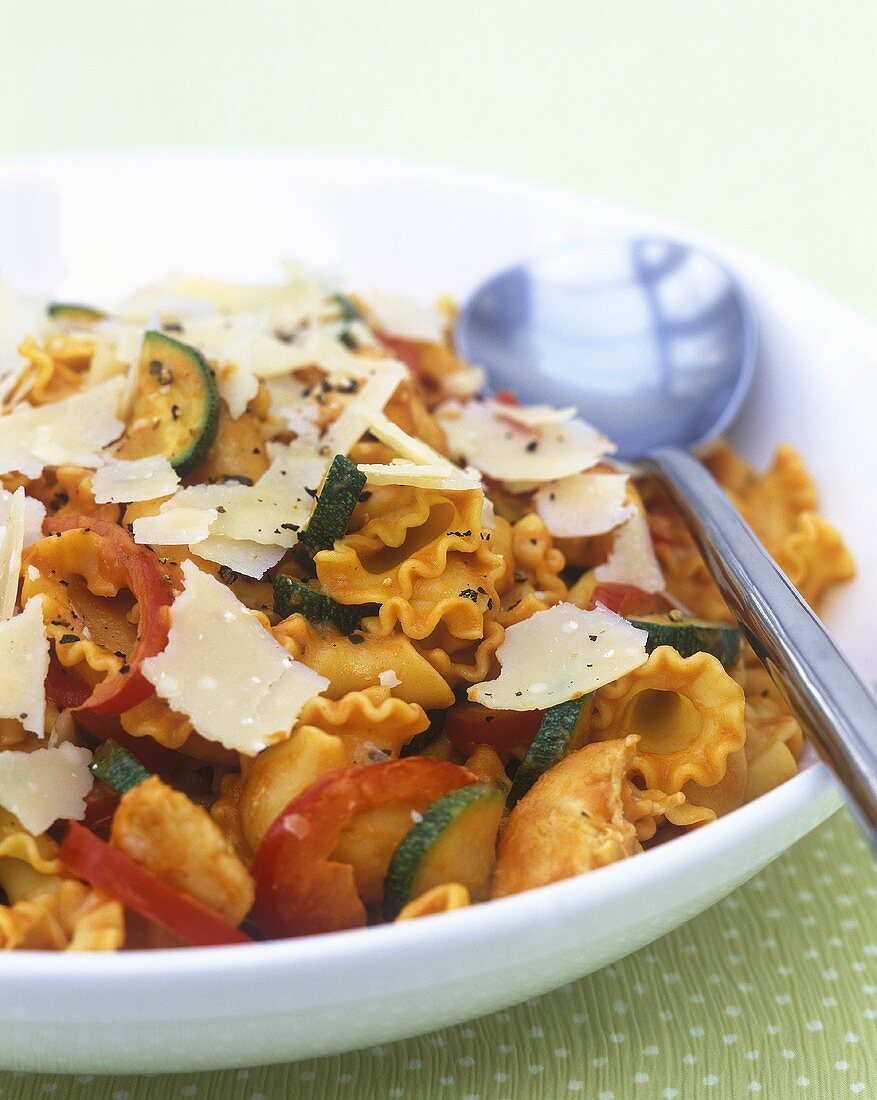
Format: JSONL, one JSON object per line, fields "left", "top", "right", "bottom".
{"left": 348, "top": 633, "right": 365, "bottom": 645}
{"left": 458, "top": 587, "right": 479, "bottom": 603}
{"left": 119, "top": 663, "right": 130, "bottom": 675}
{"left": 19, "top": 713, "right": 27, "bottom": 721}
{"left": 484, "top": 715, "right": 495, "bottom": 723}
{"left": 514, "top": 690, "right": 523, "bottom": 697}
{"left": 447, "top": 529, "right": 472, "bottom": 538}
{"left": 218, "top": 565, "right": 238, "bottom": 585}
{"left": 280, "top": 522, "right": 299, "bottom": 531}
{"left": 59, "top": 633, "right": 79, "bottom": 644}
{"left": 171, "top": 404, "right": 181, "bottom": 421}
{"left": 162, "top": 321, "right": 183, "bottom": 333}
{"left": 589, "top": 634, "right": 598, "bottom": 642}
{"left": 304, "top": 486, "right": 318, "bottom": 499}
{"left": 486, "top": 597, "right": 494, "bottom": 610}
{"left": 525, "top": 440, "right": 539, "bottom": 452}
{"left": 358, "top": 490, "right": 372, "bottom": 503}
{"left": 338, "top": 377, "right": 358, "bottom": 394}
{"left": 252, "top": 447, "right": 262, "bottom": 455}
{"left": 148, "top": 360, "right": 174, "bottom": 386}
{"left": 113, "top": 650, "right": 126, "bottom": 659}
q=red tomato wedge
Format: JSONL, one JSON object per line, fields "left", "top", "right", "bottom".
{"left": 252, "top": 759, "right": 477, "bottom": 939}
{"left": 41, "top": 515, "right": 173, "bottom": 716}
{"left": 589, "top": 582, "right": 673, "bottom": 617}
{"left": 60, "top": 822, "right": 252, "bottom": 947}
{"left": 444, "top": 705, "right": 542, "bottom": 757}
{"left": 375, "top": 332, "right": 434, "bottom": 388}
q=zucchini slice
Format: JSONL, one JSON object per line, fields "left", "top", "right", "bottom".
{"left": 293, "top": 454, "right": 366, "bottom": 571}
{"left": 383, "top": 783, "right": 504, "bottom": 920}
{"left": 399, "top": 710, "right": 446, "bottom": 758}
{"left": 507, "top": 694, "right": 594, "bottom": 808}
{"left": 114, "top": 330, "right": 219, "bottom": 477}
{"left": 91, "top": 740, "right": 150, "bottom": 794}
{"left": 273, "top": 574, "right": 376, "bottom": 635}
{"left": 47, "top": 302, "right": 107, "bottom": 326}
{"left": 628, "top": 614, "right": 742, "bottom": 667}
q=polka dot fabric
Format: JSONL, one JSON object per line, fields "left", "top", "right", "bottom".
{"left": 3, "top": 810, "right": 874, "bottom": 1099}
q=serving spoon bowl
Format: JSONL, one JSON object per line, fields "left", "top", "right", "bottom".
{"left": 458, "top": 237, "right": 877, "bottom": 848}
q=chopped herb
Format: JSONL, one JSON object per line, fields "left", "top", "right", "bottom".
{"left": 458, "top": 588, "right": 479, "bottom": 603}
{"left": 59, "top": 634, "right": 79, "bottom": 644}
{"left": 217, "top": 565, "right": 238, "bottom": 585}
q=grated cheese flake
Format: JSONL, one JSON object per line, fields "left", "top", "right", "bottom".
{"left": 193, "top": 536, "right": 286, "bottom": 579}
{"left": 0, "top": 596, "right": 50, "bottom": 734}
{"left": 0, "top": 376, "right": 125, "bottom": 478}
{"left": 133, "top": 506, "right": 217, "bottom": 547}
{"left": 0, "top": 486, "right": 46, "bottom": 550}
{"left": 0, "top": 741, "right": 93, "bottom": 835}
{"left": 358, "top": 461, "right": 480, "bottom": 490}
{"left": 378, "top": 670, "right": 402, "bottom": 688}
{"left": 437, "top": 399, "right": 613, "bottom": 484}
{"left": 142, "top": 562, "right": 329, "bottom": 754}
{"left": 468, "top": 602, "right": 648, "bottom": 711}
{"left": 91, "top": 455, "right": 181, "bottom": 504}
{"left": 0, "top": 487, "right": 27, "bottom": 621}
{"left": 534, "top": 471, "right": 633, "bottom": 538}
{"left": 364, "top": 291, "right": 447, "bottom": 344}
{"left": 595, "top": 507, "right": 665, "bottom": 594}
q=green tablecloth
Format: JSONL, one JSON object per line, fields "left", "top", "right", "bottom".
{"left": 0, "top": 809, "right": 872, "bottom": 1098}
{"left": 2, "top": 2, "right": 876, "bottom": 1096}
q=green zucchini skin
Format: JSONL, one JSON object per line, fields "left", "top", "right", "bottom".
{"left": 399, "top": 710, "right": 446, "bottom": 758}
{"left": 273, "top": 574, "right": 376, "bottom": 634}
{"left": 293, "top": 454, "right": 366, "bottom": 571}
{"left": 383, "top": 783, "right": 503, "bottom": 921}
{"left": 90, "top": 740, "right": 150, "bottom": 794}
{"left": 116, "top": 331, "right": 219, "bottom": 477}
{"left": 627, "top": 615, "right": 741, "bottom": 667}
{"left": 507, "top": 694, "right": 594, "bottom": 809}
{"left": 47, "top": 302, "right": 107, "bottom": 325}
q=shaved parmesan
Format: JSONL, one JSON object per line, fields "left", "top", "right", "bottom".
{"left": 0, "top": 741, "right": 93, "bottom": 835}
{"left": 133, "top": 506, "right": 217, "bottom": 547}
{"left": 258, "top": 443, "right": 329, "bottom": 493}
{"left": 534, "top": 472, "right": 633, "bottom": 538}
{"left": 468, "top": 602, "right": 648, "bottom": 712}
{"left": 0, "top": 377, "right": 125, "bottom": 478}
{"left": 0, "top": 487, "right": 26, "bottom": 621}
{"left": 595, "top": 508, "right": 665, "bottom": 593}
{"left": 365, "top": 410, "right": 451, "bottom": 466}
{"left": 215, "top": 358, "right": 260, "bottom": 419}
{"left": 91, "top": 455, "right": 180, "bottom": 504}
{"left": 358, "top": 461, "right": 480, "bottom": 490}
{"left": 437, "top": 400, "right": 613, "bottom": 484}
{"left": 0, "top": 596, "right": 50, "bottom": 734}
{"left": 0, "top": 487, "right": 45, "bottom": 549}
{"left": 486, "top": 400, "right": 577, "bottom": 428}
{"left": 193, "top": 536, "right": 286, "bottom": 578}
{"left": 321, "top": 364, "right": 407, "bottom": 457}
{"left": 142, "top": 562, "right": 328, "bottom": 754}
{"left": 365, "top": 292, "right": 447, "bottom": 344}
{"left": 164, "top": 484, "right": 311, "bottom": 549}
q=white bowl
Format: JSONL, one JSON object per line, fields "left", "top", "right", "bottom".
{"left": 0, "top": 150, "right": 872, "bottom": 1074}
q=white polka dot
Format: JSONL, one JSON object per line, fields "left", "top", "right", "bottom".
{"left": 703, "top": 1076, "right": 719, "bottom": 1086}
{"left": 407, "top": 1060, "right": 421, "bottom": 1071}
{"left": 835, "top": 1061, "right": 849, "bottom": 1072}
{"left": 663, "top": 1091, "right": 679, "bottom": 1099}
{"left": 530, "top": 1026, "right": 544, "bottom": 1038}
{"left": 766, "top": 1025, "right": 780, "bottom": 1035}
{"left": 566, "top": 1083, "right": 583, "bottom": 1094}
{"left": 236, "top": 1071, "right": 249, "bottom": 1082}
{"left": 461, "top": 1027, "right": 476, "bottom": 1038}
{"left": 682, "top": 1054, "right": 696, "bottom": 1065}
{"left": 388, "top": 1089, "right": 404, "bottom": 1098}
{"left": 643, "top": 1045, "right": 660, "bottom": 1056}
{"left": 609, "top": 1032, "right": 626, "bottom": 1044}
{"left": 738, "top": 983, "right": 754, "bottom": 994}
{"left": 659, "top": 1010, "right": 673, "bottom": 1022}
{"left": 180, "top": 1089, "right": 198, "bottom": 1098}
{"left": 571, "top": 1012, "right": 588, "bottom": 1025}
{"left": 748, "top": 1085, "right": 762, "bottom": 1093}
{"left": 824, "top": 997, "right": 839, "bottom": 1008}
{"left": 724, "top": 1034, "right": 738, "bottom": 1044}
{"left": 823, "top": 969, "right": 839, "bottom": 981}
{"left": 690, "top": 1026, "right": 705, "bottom": 1037}
{"left": 371, "top": 1046, "right": 387, "bottom": 1056}
{"left": 498, "top": 1043, "right": 513, "bottom": 1054}
{"left": 113, "top": 1092, "right": 130, "bottom": 1100}
{"left": 299, "top": 1071, "right": 315, "bottom": 1082}
{"left": 555, "top": 1047, "right": 569, "bottom": 1058}
{"left": 599, "top": 1092, "right": 615, "bottom": 1100}
{"left": 746, "top": 1050, "right": 760, "bottom": 1061}
{"left": 432, "top": 1037, "right": 445, "bottom": 1048}
{"left": 633, "top": 1073, "right": 649, "bottom": 1084}
{"left": 796, "top": 1078, "right": 810, "bottom": 1087}
{"left": 851, "top": 1085, "right": 866, "bottom": 1094}
{"left": 338, "top": 1075, "right": 353, "bottom": 1085}
{"left": 494, "top": 1073, "right": 508, "bottom": 1084}
{"left": 725, "top": 1006, "right": 741, "bottom": 1017}
{"left": 781, "top": 1049, "right": 796, "bottom": 1060}
{"left": 775, "top": 994, "right": 792, "bottom": 1005}
{"left": 42, "top": 1087, "right": 58, "bottom": 1096}
{"left": 75, "top": 1078, "right": 94, "bottom": 1086}
{"left": 845, "top": 1031, "right": 860, "bottom": 1043}
{"left": 664, "top": 972, "right": 681, "bottom": 983}
{"left": 613, "top": 1000, "right": 628, "bottom": 1014}
{"left": 690, "top": 993, "right": 705, "bottom": 1004}
{"left": 458, "top": 1056, "right": 475, "bottom": 1067}
{"left": 462, "top": 1094, "right": 479, "bottom": 1100}
{"left": 250, "top": 1094, "right": 266, "bottom": 1100}
{"left": 439, "top": 1077, "right": 454, "bottom": 1087}
{"left": 529, "top": 1064, "right": 543, "bottom": 1077}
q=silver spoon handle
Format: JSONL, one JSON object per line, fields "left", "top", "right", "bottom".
{"left": 645, "top": 447, "right": 877, "bottom": 848}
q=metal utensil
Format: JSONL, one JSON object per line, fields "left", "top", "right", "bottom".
{"left": 457, "top": 237, "right": 877, "bottom": 846}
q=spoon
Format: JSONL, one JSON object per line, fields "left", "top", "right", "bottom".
{"left": 457, "top": 237, "right": 877, "bottom": 848}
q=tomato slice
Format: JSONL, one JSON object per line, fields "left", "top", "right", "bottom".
{"left": 60, "top": 822, "right": 252, "bottom": 947}
{"left": 38, "top": 515, "right": 172, "bottom": 716}
{"left": 444, "top": 705, "right": 542, "bottom": 757}
{"left": 590, "top": 583, "right": 673, "bottom": 617}
{"left": 375, "top": 332, "right": 436, "bottom": 391}
{"left": 252, "top": 759, "right": 477, "bottom": 938}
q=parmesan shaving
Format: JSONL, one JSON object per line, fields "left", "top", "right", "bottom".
{"left": 358, "top": 461, "right": 480, "bottom": 490}
{"left": 132, "top": 507, "right": 217, "bottom": 547}
{"left": 142, "top": 562, "right": 328, "bottom": 754}
{"left": 0, "top": 596, "right": 50, "bottom": 734}
{"left": 91, "top": 455, "right": 180, "bottom": 504}
{"left": 193, "top": 536, "right": 286, "bottom": 579}
{"left": 0, "top": 487, "right": 26, "bottom": 621}
{"left": 534, "top": 471, "right": 633, "bottom": 538}
{"left": 0, "top": 741, "right": 93, "bottom": 835}
{"left": 437, "top": 399, "right": 613, "bottom": 483}
{"left": 468, "top": 602, "right": 648, "bottom": 711}
{"left": 364, "top": 291, "right": 447, "bottom": 344}
{"left": 595, "top": 508, "right": 665, "bottom": 593}
{"left": 0, "top": 376, "right": 125, "bottom": 478}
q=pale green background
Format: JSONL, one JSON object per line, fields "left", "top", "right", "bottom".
{"left": 0, "top": 2, "right": 875, "bottom": 1097}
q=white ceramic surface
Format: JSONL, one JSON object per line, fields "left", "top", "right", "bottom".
{"left": 0, "top": 151, "right": 872, "bottom": 1074}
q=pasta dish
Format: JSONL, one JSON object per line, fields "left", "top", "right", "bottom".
{"left": 0, "top": 269, "right": 855, "bottom": 949}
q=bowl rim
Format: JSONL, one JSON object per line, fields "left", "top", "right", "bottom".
{"left": 0, "top": 146, "right": 858, "bottom": 982}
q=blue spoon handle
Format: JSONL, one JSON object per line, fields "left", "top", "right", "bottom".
{"left": 646, "top": 447, "right": 877, "bottom": 850}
